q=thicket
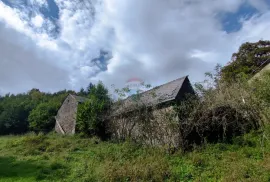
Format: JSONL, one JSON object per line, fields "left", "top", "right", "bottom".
{"left": 177, "top": 75, "right": 268, "bottom": 150}
{"left": 175, "top": 41, "right": 270, "bottom": 150}
{"left": 76, "top": 81, "right": 111, "bottom": 139}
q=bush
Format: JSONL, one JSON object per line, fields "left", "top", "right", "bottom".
{"left": 76, "top": 96, "right": 106, "bottom": 138}
{"left": 76, "top": 82, "right": 111, "bottom": 139}
{"left": 28, "top": 102, "right": 60, "bottom": 133}
{"left": 177, "top": 81, "right": 265, "bottom": 150}
{"left": 250, "top": 71, "right": 270, "bottom": 119}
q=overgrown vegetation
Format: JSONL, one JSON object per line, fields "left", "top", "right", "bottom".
{"left": 1, "top": 129, "right": 270, "bottom": 182}
{"left": 174, "top": 64, "right": 270, "bottom": 150}
{"left": 76, "top": 81, "right": 111, "bottom": 138}
{"left": 1, "top": 40, "right": 270, "bottom": 180}
{"left": 221, "top": 40, "right": 270, "bottom": 83}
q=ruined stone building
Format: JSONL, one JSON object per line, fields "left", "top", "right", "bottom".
{"left": 109, "top": 76, "right": 195, "bottom": 148}
{"left": 55, "top": 94, "right": 88, "bottom": 135}
{"left": 55, "top": 76, "right": 195, "bottom": 148}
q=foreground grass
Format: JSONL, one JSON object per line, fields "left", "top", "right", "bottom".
{"left": 1, "top": 129, "right": 270, "bottom": 182}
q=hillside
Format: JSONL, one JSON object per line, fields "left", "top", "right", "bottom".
{"left": 0, "top": 129, "right": 270, "bottom": 182}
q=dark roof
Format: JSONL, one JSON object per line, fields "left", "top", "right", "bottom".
{"left": 112, "top": 76, "right": 189, "bottom": 115}
{"left": 70, "top": 94, "right": 88, "bottom": 103}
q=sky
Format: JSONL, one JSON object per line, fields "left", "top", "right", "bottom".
{"left": 0, "top": 0, "right": 270, "bottom": 94}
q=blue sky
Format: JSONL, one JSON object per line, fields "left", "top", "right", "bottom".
{"left": 0, "top": 0, "right": 270, "bottom": 94}
{"left": 2, "top": 0, "right": 59, "bottom": 20}
{"left": 1, "top": 0, "right": 265, "bottom": 37}
{"left": 221, "top": 3, "right": 259, "bottom": 33}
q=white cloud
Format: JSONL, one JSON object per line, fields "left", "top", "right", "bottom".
{"left": 31, "top": 15, "right": 44, "bottom": 27}
{"left": 0, "top": 0, "right": 270, "bottom": 94}
{"left": 0, "top": 22, "right": 70, "bottom": 93}
{"left": 0, "top": 1, "right": 29, "bottom": 33}
{"left": 89, "top": 0, "right": 270, "bottom": 89}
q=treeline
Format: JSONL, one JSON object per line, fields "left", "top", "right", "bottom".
{"left": 0, "top": 84, "right": 97, "bottom": 135}
{"left": 0, "top": 40, "right": 269, "bottom": 141}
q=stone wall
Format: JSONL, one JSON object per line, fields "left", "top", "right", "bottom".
{"left": 109, "top": 105, "right": 181, "bottom": 148}
{"left": 55, "top": 95, "right": 78, "bottom": 134}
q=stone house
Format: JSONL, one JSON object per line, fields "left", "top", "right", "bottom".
{"left": 55, "top": 76, "right": 195, "bottom": 148}
{"left": 55, "top": 94, "right": 88, "bottom": 135}
{"left": 109, "top": 75, "right": 195, "bottom": 148}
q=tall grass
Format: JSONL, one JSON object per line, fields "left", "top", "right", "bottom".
{"left": 1, "top": 129, "right": 270, "bottom": 181}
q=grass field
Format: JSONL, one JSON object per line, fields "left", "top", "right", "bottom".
{"left": 1, "top": 128, "right": 270, "bottom": 182}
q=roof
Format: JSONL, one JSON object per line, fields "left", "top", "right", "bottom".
{"left": 70, "top": 94, "right": 88, "bottom": 103}
{"left": 112, "top": 76, "right": 189, "bottom": 115}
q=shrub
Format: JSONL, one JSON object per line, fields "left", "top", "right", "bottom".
{"left": 76, "top": 82, "right": 111, "bottom": 139}
{"left": 176, "top": 81, "right": 265, "bottom": 150}
{"left": 28, "top": 102, "right": 60, "bottom": 133}
{"left": 250, "top": 71, "right": 270, "bottom": 119}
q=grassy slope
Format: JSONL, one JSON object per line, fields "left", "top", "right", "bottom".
{"left": 0, "top": 129, "right": 270, "bottom": 182}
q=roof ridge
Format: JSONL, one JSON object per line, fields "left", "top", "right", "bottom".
{"left": 127, "top": 75, "right": 187, "bottom": 97}
{"left": 112, "top": 75, "right": 190, "bottom": 115}
{"left": 118, "top": 75, "right": 188, "bottom": 102}
{"left": 141, "top": 75, "right": 188, "bottom": 95}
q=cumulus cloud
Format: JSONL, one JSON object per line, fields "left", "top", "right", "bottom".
{"left": 0, "top": 22, "right": 70, "bottom": 93}
{"left": 0, "top": 0, "right": 270, "bottom": 94}
{"left": 90, "top": 0, "right": 270, "bottom": 88}
{"left": 31, "top": 15, "right": 44, "bottom": 27}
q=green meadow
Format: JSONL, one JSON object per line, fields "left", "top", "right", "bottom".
{"left": 1, "top": 128, "right": 270, "bottom": 182}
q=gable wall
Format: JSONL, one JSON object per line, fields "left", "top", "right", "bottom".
{"left": 175, "top": 77, "right": 195, "bottom": 101}
{"left": 55, "top": 95, "right": 78, "bottom": 134}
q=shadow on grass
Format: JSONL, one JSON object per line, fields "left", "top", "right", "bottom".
{"left": 0, "top": 156, "right": 68, "bottom": 181}
{"left": 0, "top": 156, "right": 41, "bottom": 179}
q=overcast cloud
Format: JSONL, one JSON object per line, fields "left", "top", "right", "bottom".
{"left": 0, "top": 0, "right": 270, "bottom": 94}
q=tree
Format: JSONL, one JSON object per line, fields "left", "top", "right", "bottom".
{"left": 88, "top": 81, "right": 111, "bottom": 109}
{"left": 0, "top": 88, "right": 72, "bottom": 135}
{"left": 76, "top": 81, "right": 111, "bottom": 138}
{"left": 28, "top": 102, "right": 60, "bottom": 133}
{"left": 86, "top": 83, "right": 94, "bottom": 94}
{"left": 0, "top": 104, "right": 29, "bottom": 135}
{"left": 221, "top": 40, "right": 270, "bottom": 83}
{"left": 78, "top": 88, "right": 87, "bottom": 97}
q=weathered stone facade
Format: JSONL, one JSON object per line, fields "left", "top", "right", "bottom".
{"left": 110, "top": 105, "right": 181, "bottom": 148}
{"left": 55, "top": 94, "right": 87, "bottom": 135}
{"left": 109, "top": 76, "right": 195, "bottom": 148}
